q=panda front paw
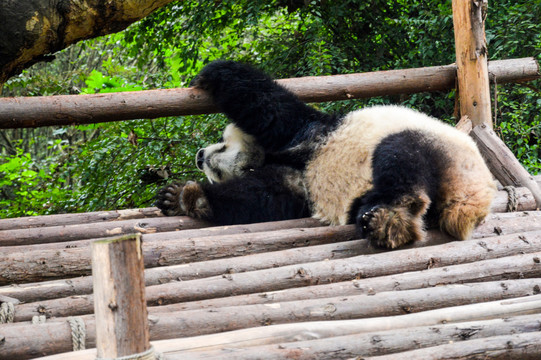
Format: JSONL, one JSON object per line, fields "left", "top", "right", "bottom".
{"left": 356, "top": 205, "right": 424, "bottom": 249}
{"left": 156, "top": 181, "right": 212, "bottom": 219}
{"left": 191, "top": 60, "right": 245, "bottom": 91}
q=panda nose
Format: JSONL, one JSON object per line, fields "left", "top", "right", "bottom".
{"left": 196, "top": 149, "right": 205, "bottom": 170}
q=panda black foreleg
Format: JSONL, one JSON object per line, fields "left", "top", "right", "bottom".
{"left": 191, "top": 60, "right": 335, "bottom": 152}
{"left": 349, "top": 130, "right": 445, "bottom": 249}
{"left": 156, "top": 167, "right": 311, "bottom": 225}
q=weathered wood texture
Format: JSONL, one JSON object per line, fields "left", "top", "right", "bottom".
{"left": 0, "top": 0, "right": 176, "bottom": 84}
{"left": 0, "top": 215, "right": 210, "bottom": 246}
{"left": 452, "top": 0, "right": 492, "bottom": 127}
{"left": 2, "top": 211, "right": 541, "bottom": 285}
{"left": 0, "top": 58, "right": 538, "bottom": 129}
{"left": 165, "top": 315, "right": 541, "bottom": 359}
{"left": 473, "top": 124, "right": 541, "bottom": 208}
{"left": 363, "top": 332, "right": 541, "bottom": 360}
{"left": 0, "top": 207, "right": 162, "bottom": 231}
{"left": 10, "top": 248, "right": 541, "bottom": 321}
{"left": 91, "top": 235, "right": 150, "bottom": 358}
{"left": 0, "top": 224, "right": 357, "bottom": 285}
{"left": 29, "top": 315, "right": 541, "bottom": 360}
{"left": 0, "top": 186, "right": 536, "bottom": 247}
{"left": 3, "top": 294, "right": 541, "bottom": 360}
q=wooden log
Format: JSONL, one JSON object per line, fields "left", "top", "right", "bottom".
{"left": 472, "top": 124, "right": 541, "bottom": 208}
{"left": 0, "top": 225, "right": 357, "bottom": 285}
{"left": 363, "top": 332, "right": 541, "bottom": 360}
{"left": 3, "top": 293, "right": 541, "bottom": 359}
{"left": 0, "top": 58, "right": 538, "bottom": 129}
{"left": 91, "top": 235, "right": 151, "bottom": 358}
{"left": 0, "top": 207, "right": 162, "bottom": 231}
{"left": 0, "top": 215, "right": 210, "bottom": 246}
{"left": 12, "top": 249, "right": 541, "bottom": 322}
{"left": 490, "top": 186, "right": 537, "bottom": 212}
{"left": 27, "top": 314, "right": 541, "bottom": 360}
{"left": 0, "top": 211, "right": 539, "bottom": 287}
{"left": 474, "top": 210, "right": 541, "bottom": 237}
{"left": 452, "top": 0, "right": 492, "bottom": 127}
{"left": 0, "top": 238, "right": 366, "bottom": 304}
{"left": 174, "top": 315, "right": 541, "bottom": 359}
{"left": 148, "top": 250, "right": 541, "bottom": 314}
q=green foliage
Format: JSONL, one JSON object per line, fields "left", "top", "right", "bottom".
{"left": 0, "top": 146, "right": 70, "bottom": 217}
{"left": 1, "top": 0, "right": 540, "bottom": 218}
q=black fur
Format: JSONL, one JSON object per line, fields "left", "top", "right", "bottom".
{"left": 192, "top": 60, "right": 339, "bottom": 152}
{"left": 348, "top": 130, "right": 448, "bottom": 233}
{"left": 157, "top": 61, "right": 492, "bottom": 247}
{"left": 200, "top": 166, "right": 310, "bottom": 224}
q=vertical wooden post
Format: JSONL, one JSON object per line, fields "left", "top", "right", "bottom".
{"left": 452, "top": 0, "right": 492, "bottom": 128}
{"left": 92, "top": 234, "right": 153, "bottom": 358}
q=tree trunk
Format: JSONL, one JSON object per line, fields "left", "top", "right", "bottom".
{"left": 0, "top": 0, "right": 175, "bottom": 84}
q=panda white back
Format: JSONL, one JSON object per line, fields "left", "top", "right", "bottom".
{"left": 305, "top": 105, "right": 494, "bottom": 226}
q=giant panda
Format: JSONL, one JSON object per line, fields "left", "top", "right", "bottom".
{"left": 156, "top": 60, "right": 496, "bottom": 249}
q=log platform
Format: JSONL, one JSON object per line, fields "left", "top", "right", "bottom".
{"left": 0, "top": 180, "right": 541, "bottom": 359}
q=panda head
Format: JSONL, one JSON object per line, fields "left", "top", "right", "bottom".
{"left": 196, "top": 124, "right": 264, "bottom": 183}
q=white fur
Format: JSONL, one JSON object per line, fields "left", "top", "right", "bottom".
{"left": 305, "top": 105, "right": 495, "bottom": 226}
{"left": 200, "top": 124, "right": 264, "bottom": 183}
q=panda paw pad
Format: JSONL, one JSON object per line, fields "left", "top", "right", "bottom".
{"left": 156, "top": 182, "right": 185, "bottom": 216}
{"left": 357, "top": 205, "right": 422, "bottom": 249}
{"left": 156, "top": 181, "right": 211, "bottom": 219}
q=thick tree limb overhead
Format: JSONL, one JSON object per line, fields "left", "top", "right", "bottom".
{"left": 0, "top": 0, "right": 175, "bottom": 84}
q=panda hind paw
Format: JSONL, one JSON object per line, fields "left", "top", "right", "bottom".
{"left": 357, "top": 205, "right": 424, "bottom": 249}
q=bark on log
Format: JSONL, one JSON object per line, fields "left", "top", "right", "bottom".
{"left": 1, "top": 211, "right": 540, "bottom": 285}
{"left": 0, "top": 225, "right": 358, "bottom": 285}
{"left": 452, "top": 0, "right": 492, "bottom": 128}
{"left": 2, "top": 293, "right": 541, "bottom": 360}
{"left": 91, "top": 235, "right": 150, "bottom": 358}
{"left": 472, "top": 124, "right": 541, "bottom": 208}
{"left": 172, "top": 315, "right": 541, "bottom": 359}
{"left": 11, "top": 249, "right": 541, "bottom": 322}
{"left": 0, "top": 215, "right": 210, "bottom": 246}
{"left": 363, "top": 332, "right": 541, "bottom": 360}
{"left": 149, "top": 250, "right": 541, "bottom": 314}
{"left": 27, "top": 315, "right": 541, "bottom": 360}
{"left": 0, "top": 238, "right": 366, "bottom": 305}
{"left": 0, "top": 207, "right": 161, "bottom": 231}
{"left": 0, "top": 0, "right": 176, "bottom": 84}
{"left": 0, "top": 58, "right": 539, "bottom": 129}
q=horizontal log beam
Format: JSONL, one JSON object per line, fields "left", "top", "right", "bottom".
{"left": 0, "top": 225, "right": 358, "bottom": 285}
{"left": 2, "top": 289, "right": 541, "bottom": 359}
{"left": 0, "top": 207, "right": 162, "bottom": 231}
{"left": 0, "top": 58, "right": 538, "bottom": 129}
{"left": 1, "top": 212, "right": 541, "bottom": 285}
{"left": 10, "top": 248, "right": 541, "bottom": 321}
{"left": 363, "top": 331, "right": 541, "bottom": 360}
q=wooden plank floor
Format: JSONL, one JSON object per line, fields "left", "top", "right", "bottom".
{"left": 0, "top": 184, "right": 540, "bottom": 359}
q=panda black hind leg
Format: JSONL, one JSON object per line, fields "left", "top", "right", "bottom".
{"left": 191, "top": 60, "right": 334, "bottom": 152}
{"left": 350, "top": 130, "right": 445, "bottom": 249}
